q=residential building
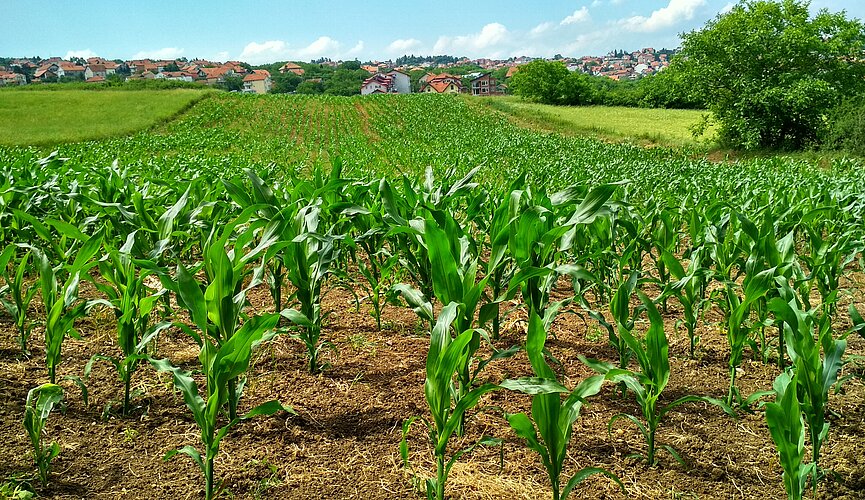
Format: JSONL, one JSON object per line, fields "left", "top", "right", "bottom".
{"left": 385, "top": 70, "right": 411, "bottom": 94}
{"left": 0, "top": 72, "right": 26, "bottom": 86}
{"left": 85, "top": 64, "right": 107, "bottom": 80}
{"left": 361, "top": 74, "right": 396, "bottom": 95}
{"left": 279, "top": 62, "right": 305, "bottom": 76}
{"left": 470, "top": 73, "right": 502, "bottom": 96}
{"left": 420, "top": 73, "right": 463, "bottom": 93}
{"left": 242, "top": 69, "right": 272, "bottom": 94}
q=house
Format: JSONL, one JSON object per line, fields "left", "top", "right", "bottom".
{"left": 202, "top": 66, "right": 233, "bottom": 84}
{"left": 470, "top": 73, "right": 502, "bottom": 96}
{"left": 85, "top": 64, "right": 107, "bottom": 80}
{"left": 385, "top": 70, "right": 411, "bottom": 94}
{"left": 156, "top": 71, "right": 197, "bottom": 82}
{"left": 279, "top": 62, "right": 305, "bottom": 76}
{"left": 361, "top": 65, "right": 380, "bottom": 74}
{"left": 0, "top": 72, "right": 26, "bottom": 86}
{"left": 242, "top": 70, "right": 272, "bottom": 94}
{"left": 361, "top": 74, "right": 396, "bottom": 95}
{"left": 85, "top": 76, "right": 105, "bottom": 83}
{"left": 34, "top": 63, "right": 60, "bottom": 81}
{"left": 58, "top": 62, "right": 86, "bottom": 78}
{"left": 505, "top": 66, "right": 519, "bottom": 78}
{"left": 419, "top": 73, "right": 463, "bottom": 94}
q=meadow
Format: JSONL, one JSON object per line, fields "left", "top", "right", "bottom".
{"left": 478, "top": 96, "right": 713, "bottom": 147}
{"left": 0, "top": 89, "right": 207, "bottom": 146}
{"left": 0, "top": 91, "right": 864, "bottom": 500}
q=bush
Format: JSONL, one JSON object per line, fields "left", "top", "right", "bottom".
{"left": 823, "top": 94, "right": 865, "bottom": 155}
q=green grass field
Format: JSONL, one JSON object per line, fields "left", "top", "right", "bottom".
{"left": 0, "top": 89, "right": 208, "bottom": 146}
{"left": 478, "top": 96, "right": 715, "bottom": 148}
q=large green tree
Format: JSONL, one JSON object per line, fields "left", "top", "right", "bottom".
{"left": 672, "top": 0, "right": 865, "bottom": 150}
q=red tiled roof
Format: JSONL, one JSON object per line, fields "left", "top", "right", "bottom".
{"left": 243, "top": 72, "right": 269, "bottom": 82}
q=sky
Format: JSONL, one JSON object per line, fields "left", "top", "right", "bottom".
{"left": 2, "top": 1, "right": 864, "bottom": 64}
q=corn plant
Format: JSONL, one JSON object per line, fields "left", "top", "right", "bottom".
{"left": 273, "top": 200, "right": 350, "bottom": 374}
{"left": 765, "top": 371, "right": 814, "bottom": 500}
{"left": 349, "top": 181, "right": 398, "bottom": 331}
{"left": 230, "top": 170, "right": 358, "bottom": 373}
{"left": 151, "top": 313, "right": 292, "bottom": 500}
{"left": 769, "top": 294, "right": 846, "bottom": 487}
{"left": 85, "top": 231, "right": 171, "bottom": 416}
{"left": 584, "top": 293, "right": 734, "bottom": 465}
{"left": 660, "top": 249, "right": 709, "bottom": 358}
{"left": 0, "top": 245, "right": 39, "bottom": 354}
{"left": 33, "top": 231, "right": 104, "bottom": 384}
{"left": 383, "top": 166, "right": 484, "bottom": 306}
{"left": 394, "top": 211, "right": 511, "bottom": 436}
{"left": 504, "top": 312, "right": 623, "bottom": 500}
{"left": 23, "top": 383, "right": 63, "bottom": 487}
{"left": 800, "top": 225, "right": 858, "bottom": 318}
{"left": 647, "top": 207, "right": 679, "bottom": 313}
{"left": 715, "top": 267, "right": 776, "bottom": 406}
{"left": 506, "top": 183, "right": 617, "bottom": 323}
{"left": 400, "top": 302, "right": 503, "bottom": 500}
{"left": 169, "top": 209, "right": 279, "bottom": 419}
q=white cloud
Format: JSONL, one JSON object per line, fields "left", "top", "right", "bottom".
{"left": 346, "top": 41, "right": 365, "bottom": 58}
{"left": 591, "top": 0, "right": 603, "bottom": 7}
{"left": 387, "top": 38, "right": 423, "bottom": 53}
{"left": 239, "top": 37, "right": 361, "bottom": 64}
{"left": 561, "top": 7, "right": 591, "bottom": 25}
{"left": 530, "top": 22, "right": 554, "bottom": 36}
{"left": 65, "top": 49, "right": 97, "bottom": 60}
{"left": 433, "top": 23, "right": 510, "bottom": 57}
{"left": 214, "top": 51, "right": 230, "bottom": 61}
{"left": 132, "top": 47, "right": 185, "bottom": 60}
{"left": 720, "top": 2, "right": 735, "bottom": 14}
{"left": 619, "top": 0, "right": 706, "bottom": 33}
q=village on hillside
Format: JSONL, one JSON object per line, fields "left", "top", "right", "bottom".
{"left": 0, "top": 47, "right": 675, "bottom": 95}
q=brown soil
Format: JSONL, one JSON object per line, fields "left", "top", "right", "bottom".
{"left": 1, "top": 275, "right": 864, "bottom": 500}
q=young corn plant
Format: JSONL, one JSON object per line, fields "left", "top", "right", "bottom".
{"left": 765, "top": 371, "right": 814, "bottom": 500}
{"left": 393, "top": 211, "right": 507, "bottom": 436}
{"left": 401, "top": 302, "right": 505, "bottom": 500}
{"left": 504, "top": 312, "right": 623, "bottom": 500}
{"left": 0, "top": 245, "right": 39, "bottom": 354}
{"left": 584, "top": 293, "right": 734, "bottom": 465}
{"left": 151, "top": 314, "right": 292, "bottom": 500}
{"left": 715, "top": 267, "right": 776, "bottom": 406}
{"left": 589, "top": 271, "right": 641, "bottom": 387}
{"left": 23, "top": 383, "right": 63, "bottom": 487}
{"left": 349, "top": 181, "right": 398, "bottom": 331}
{"left": 85, "top": 231, "right": 171, "bottom": 416}
{"left": 170, "top": 209, "right": 280, "bottom": 419}
{"left": 33, "top": 231, "right": 104, "bottom": 384}
{"left": 272, "top": 200, "right": 350, "bottom": 374}
{"left": 506, "top": 183, "right": 617, "bottom": 324}
{"left": 660, "top": 249, "right": 709, "bottom": 358}
{"left": 769, "top": 294, "right": 846, "bottom": 489}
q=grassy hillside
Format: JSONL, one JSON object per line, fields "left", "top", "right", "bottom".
{"left": 0, "top": 89, "right": 209, "bottom": 145}
{"left": 478, "top": 96, "right": 715, "bottom": 148}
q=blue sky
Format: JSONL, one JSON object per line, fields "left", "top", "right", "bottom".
{"left": 3, "top": 1, "right": 863, "bottom": 63}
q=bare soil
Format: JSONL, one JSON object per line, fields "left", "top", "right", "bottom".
{"left": 1, "top": 275, "right": 864, "bottom": 499}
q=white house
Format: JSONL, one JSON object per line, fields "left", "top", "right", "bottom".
{"left": 385, "top": 70, "right": 411, "bottom": 94}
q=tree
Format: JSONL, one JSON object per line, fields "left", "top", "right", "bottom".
{"left": 672, "top": 0, "right": 865, "bottom": 150}
{"left": 163, "top": 62, "right": 180, "bottom": 72}
{"left": 510, "top": 60, "right": 570, "bottom": 104}
{"left": 271, "top": 72, "right": 303, "bottom": 93}
{"left": 217, "top": 75, "right": 244, "bottom": 92}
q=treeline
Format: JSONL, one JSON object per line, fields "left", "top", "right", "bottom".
{"left": 512, "top": 1, "right": 865, "bottom": 152}
{"left": 252, "top": 60, "right": 370, "bottom": 96}
{"left": 510, "top": 61, "right": 703, "bottom": 109}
